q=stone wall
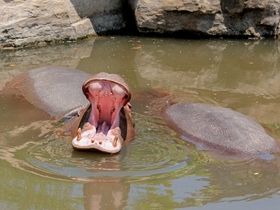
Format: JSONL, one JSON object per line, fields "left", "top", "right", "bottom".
{"left": 0, "top": 0, "right": 125, "bottom": 48}
{"left": 129, "top": 0, "right": 280, "bottom": 38}
{"left": 0, "top": 0, "right": 280, "bottom": 48}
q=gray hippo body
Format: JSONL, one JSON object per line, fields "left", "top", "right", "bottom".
{"left": 163, "top": 102, "right": 279, "bottom": 158}
{"left": 4, "top": 66, "right": 135, "bottom": 154}
{"left": 4, "top": 66, "right": 91, "bottom": 118}
{"left": 4, "top": 66, "right": 279, "bottom": 157}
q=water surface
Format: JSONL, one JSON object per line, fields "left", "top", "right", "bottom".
{"left": 0, "top": 36, "right": 280, "bottom": 209}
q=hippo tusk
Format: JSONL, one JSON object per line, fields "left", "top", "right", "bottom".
{"left": 77, "top": 128, "right": 82, "bottom": 141}
{"left": 112, "top": 134, "right": 118, "bottom": 147}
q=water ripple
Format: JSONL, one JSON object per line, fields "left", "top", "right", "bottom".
{"left": 0, "top": 114, "right": 203, "bottom": 182}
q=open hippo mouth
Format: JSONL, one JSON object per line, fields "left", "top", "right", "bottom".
{"left": 71, "top": 72, "right": 132, "bottom": 154}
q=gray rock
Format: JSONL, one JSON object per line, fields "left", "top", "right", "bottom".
{"left": 1, "top": 0, "right": 280, "bottom": 48}
{"left": 129, "top": 0, "right": 280, "bottom": 38}
{"left": 0, "top": 0, "right": 125, "bottom": 48}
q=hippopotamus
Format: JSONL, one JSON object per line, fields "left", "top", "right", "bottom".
{"left": 4, "top": 66, "right": 135, "bottom": 154}
{"left": 4, "top": 66, "right": 279, "bottom": 157}
{"left": 70, "top": 72, "right": 135, "bottom": 153}
{"left": 163, "top": 102, "right": 279, "bottom": 158}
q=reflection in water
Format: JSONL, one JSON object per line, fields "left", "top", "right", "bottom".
{"left": 0, "top": 111, "right": 201, "bottom": 209}
{"left": 83, "top": 181, "right": 129, "bottom": 209}
{"left": 133, "top": 39, "right": 280, "bottom": 124}
{"left": 0, "top": 38, "right": 95, "bottom": 90}
{"left": 1, "top": 37, "right": 280, "bottom": 209}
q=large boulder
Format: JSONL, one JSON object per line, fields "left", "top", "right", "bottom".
{"left": 129, "top": 0, "right": 280, "bottom": 38}
{"left": 0, "top": 0, "right": 125, "bottom": 48}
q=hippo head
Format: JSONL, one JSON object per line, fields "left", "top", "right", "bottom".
{"left": 71, "top": 72, "right": 135, "bottom": 154}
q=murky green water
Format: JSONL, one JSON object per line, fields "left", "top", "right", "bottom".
{"left": 1, "top": 36, "right": 280, "bottom": 209}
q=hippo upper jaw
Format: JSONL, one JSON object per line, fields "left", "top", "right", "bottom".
{"left": 71, "top": 72, "right": 131, "bottom": 154}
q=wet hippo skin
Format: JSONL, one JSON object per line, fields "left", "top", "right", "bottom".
{"left": 4, "top": 66, "right": 135, "bottom": 154}
{"left": 4, "top": 66, "right": 91, "bottom": 118}
{"left": 163, "top": 102, "right": 279, "bottom": 158}
{"left": 5, "top": 66, "right": 278, "bottom": 157}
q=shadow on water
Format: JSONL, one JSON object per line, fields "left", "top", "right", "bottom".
{"left": 1, "top": 36, "right": 280, "bottom": 209}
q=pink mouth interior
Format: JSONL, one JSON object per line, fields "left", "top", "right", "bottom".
{"left": 71, "top": 80, "right": 128, "bottom": 153}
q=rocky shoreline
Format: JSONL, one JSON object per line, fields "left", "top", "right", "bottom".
{"left": 1, "top": 0, "right": 279, "bottom": 48}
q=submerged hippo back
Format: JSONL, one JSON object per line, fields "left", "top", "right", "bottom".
{"left": 5, "top": 66, "right": 91, "bottom": 118}
{"left": 163, "top": 102, "right": 278, "bottom": 157}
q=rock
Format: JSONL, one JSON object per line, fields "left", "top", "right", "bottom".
{"left": 0, "top": 0, "right": 125, "bottom": 48}
{"left": 70, "top": 0, "right": 125, "bottom": 33}
{"left": 1, "top": 0, "right": 280, "bottom": 48}
{"left": 129, "top": 0, "right": 280, "bottom": 38}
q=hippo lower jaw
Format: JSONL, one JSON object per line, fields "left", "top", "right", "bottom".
{"left": 71, "top": 115, "right": 123, "bottom": 153}
{"left": 71, "top": 74, "right": 131, "bottom": 154}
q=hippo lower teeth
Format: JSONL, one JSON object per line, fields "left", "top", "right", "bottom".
{"left": 77, "top": 128, "right": 82, "bottom": 141}
{"left": 112, "top": 134, "right": 118, "bottom": 147}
